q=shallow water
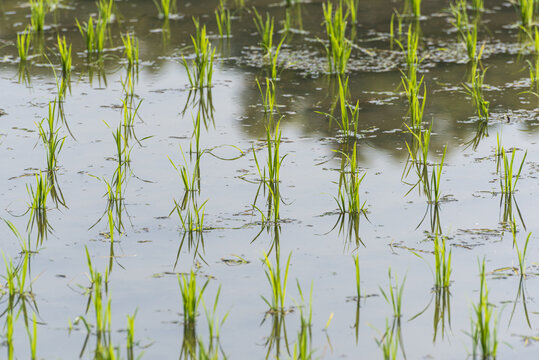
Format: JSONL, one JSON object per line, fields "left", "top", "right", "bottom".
{"left": 1, "top": 0, "right": 539, "bottom": 358}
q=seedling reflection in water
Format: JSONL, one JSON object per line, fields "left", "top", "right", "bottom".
{"left": 378, "top": 268, "right": 406, "bottom": 360}
{"left": 470, "top": 259, "right": 498, "bottom": 360}
{"left": 291, "top": 282, "right": 314, "bottom": 360}
{"left": 26, "top": 172, "right": 52, "bottom": 243}
{"left": 509, "top": 221, "right": 532, "bottom": 328}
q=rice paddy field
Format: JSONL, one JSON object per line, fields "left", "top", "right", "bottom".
{"left": 1, "top": 0, "right": 539, "bottom": 358}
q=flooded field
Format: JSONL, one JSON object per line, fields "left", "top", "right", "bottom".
{"left": 1, "top": 0, "right": 539, "bottom": 358}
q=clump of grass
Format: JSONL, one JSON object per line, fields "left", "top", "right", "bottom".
{"left": 121, "top": 33, "right": 139, "bottom": 69}
{"left": 182, "top": 19, "right": 215, "bottom": 89}
{"left": 261, "top": 251, "right": 291, "bottom": 313}
{"left": 17, "top": 27, "right": 32, "bottom": 63}
{"left": 56, "top": 35, "right": 72, "bottom": 79}
{"left": 154, "top": 0, "right": 176, "bottom": 19}
{"left": 499, "top": 147, "right": 527, "bottom": 195}
{"left": 29, "top": 0, "right": 47, "bottom": 32}
{"left": 178, "top": 270, "right": 209, "bottom": 327}
{"left": 470, "top": 259, "right": 498, "bottom": 360}
{"left": 322, "top": 2, "right": 352, "bottom": 74}
{"left": 215, "top": 0, "right": 231, "bottom": 38}
{"left": 434, "top": 233, "right": 452, "bottom": 289}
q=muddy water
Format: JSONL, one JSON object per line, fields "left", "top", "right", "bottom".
{"left": 1, "top": 0, "right": 539, "bottom": 358}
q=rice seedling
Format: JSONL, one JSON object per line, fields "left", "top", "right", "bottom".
{"left": 512, "top": 223, "right": 531, "bottom": 277}
{"left": 126, "top": 312, "right": 136, "bottom": 360}
{"left": 154, "top": 0, "right": 176, "bottom": 19}
{"left": 499, "top": 147, "right": 527, "bottom": 195}
{"left": 179, "top": 270, "right": 209, "bottom": 327}
{"left": 76, "top": 16, "right": 107, "bottom": 57}
{"left": 450, "top": 0, "right": 481, "bottom": 62}
{"left": 517, "top": 0, "right": 535, "bottom": 28}
{"left": 268, "top": 37, "right": 285, "bottom": 80}
{"left": 471, "top": 0, "right": 484, "bottom": 11}
{"left": 433, "top": 233, "right": 451, "bottom": 289}
{"left": 404, "top": 0, "right": 422, "bottom": 17}
{"left": 322, "top": 2, "right": 352, "bottom": 74}
{"left": 335, "top": 145, "right": 367, "bottom": 216}
{"left": 26, "top": 313, "right": 38, "bottom": 360}
{"left": 6, "top": 308, "right": 15, "bottom": 360}
{"left": 343, "top": 0, "right": 359, "bottom": 24}
{"left": 389, "top": 10, "right": 404, "bottom": 50}
{"left": 428, "top": 146, "right": 446, "bottom": 205}
{"left": 257, "top": 77, "right": 277, "bottom": 116}
{"left": 37, "top": 100, "right": 64, "bottom": 171}
{"left": 380, "top": 268, "right": 405, "bottom": 319}
{"left": 97, "top": 0, "right": 115, "bottom": 24}
{"left": 463, "top": 60, "right": 489, "bottom": 121}
{"left": 56, "top": 35, "right": 72, "bottom": 79}
{"left": 215, "top": 0, "right": 231, "bottom": 38}
{"left": 174, "top": 198, "right": 208, "bottom": 234}
{"left": 121, "top": 33, "right": 139, "bottom": 69}
{"left": 261, "top": 251, "right": 291, "bottom": 313}
{"left": 29, "top": 0, "right": 47, "bottom": 32}
{"left": 253, "top": 9, "right": 274, "bottom": 58}
{"left": 397, "top": 26, "right": 426, "bottom": 132}
{"left": 17, "top": 27, "right": 32, "bottom": 63}
{"left": 170, "top": 145, "right": 201, "bottom": 208}
{"left": 470, "top": 259, "right": 498, "bottom": 360}
{"left": 181, "top": 21, "right": 215, "bottom": 89}
{"left": 403, "top": 122, "right": 431, "bottom": 190}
